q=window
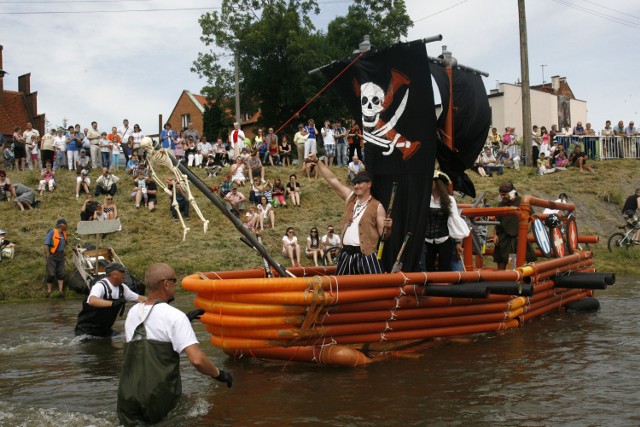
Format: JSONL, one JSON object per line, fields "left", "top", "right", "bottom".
{"left": 181, "top": 114, "right": 191, "bottom": 130}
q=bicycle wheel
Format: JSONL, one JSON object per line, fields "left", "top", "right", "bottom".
{"left": 323, "top": 246, "right": 341, "bottom": 266}
{"left": 607, "top": 232, "right": 629, "bottom": 252}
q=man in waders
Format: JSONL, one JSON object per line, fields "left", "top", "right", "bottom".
{"left": 74, "top": 262, "right": 146, "bottom": 337}
{"left": 313, "top": 156, "right": 392, "bottom": 274}
{"left": 117, "top": 263, "right": 232, "bottom": 425}
{"left": 43, "top": 218, "right": 68, "bottom": 297}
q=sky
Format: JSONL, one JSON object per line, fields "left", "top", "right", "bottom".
{"left": 2, "top": 0, "right": 639, "bottom": 135}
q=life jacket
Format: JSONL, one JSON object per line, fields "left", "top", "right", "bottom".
{"left": 50, "top": 229, "right": 67, "bottom": 254}
{"left": 117, "top": 302, "right": 181, "bottom": 426}
{"left": 74, "top": 279, "right": 125, "bottom": 337}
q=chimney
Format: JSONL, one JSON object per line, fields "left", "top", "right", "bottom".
{"left": 551, "top": 75, "right": 560, "bottom": 92}
{"left": 18, "top": 73, "right": 31, "bottom": 95}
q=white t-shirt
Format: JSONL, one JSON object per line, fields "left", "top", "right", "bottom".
{"left": 322, "top": 127, "right": 335, "bottom": 145}
{"left": 321, "top": 233, "right": 341, "bottom": 248}
{"left": 230, "top": 129, "right": 246, "bottom": 145}
{"left": 89, "top": 278, "right": 139, "bottom": 302}
{"left": 118, "top": 125, "right": 133, "bottom": 143}
{"left": 258, "top": 203, "right": 271, "bottom": 219}
{"left": 54, "top": 136, "right": 67, "bottom": 151}
{"left": 125, "top": 302, "right": 199, "bottom": 354}
{"left": 282, "top": 235, "right": 298, "bottom": 251}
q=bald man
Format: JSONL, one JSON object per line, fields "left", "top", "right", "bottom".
{"left": 117, "top": 263, "right": 232, "bottom": 426}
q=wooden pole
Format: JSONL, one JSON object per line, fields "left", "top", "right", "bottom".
{"left": 518, "top": 0, "right": 533, "bottom": 166}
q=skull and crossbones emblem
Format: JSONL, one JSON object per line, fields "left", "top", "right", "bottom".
{"left": 356, "top": 69, "right": 420, "bottom": 159}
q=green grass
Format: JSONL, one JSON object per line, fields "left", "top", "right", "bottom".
{"left": 0, "top": 159, "right": 639, "bottom": 300}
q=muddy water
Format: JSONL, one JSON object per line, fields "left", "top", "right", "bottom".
{"left": 1, "top": 276, "right": 639, "bottom": 426}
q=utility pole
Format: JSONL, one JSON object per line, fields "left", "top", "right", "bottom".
{"left": 541, "top": 64, "right": 547, "bottom": 84}
{"left": 518, "top": 0, "right": 533, "bottom": 166}
{"left": 233, "top": 40, "right": 241, "bottom": 124}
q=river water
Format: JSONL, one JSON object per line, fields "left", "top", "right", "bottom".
{"left": 1, "top": 275, "right": 639, "bottom": 426}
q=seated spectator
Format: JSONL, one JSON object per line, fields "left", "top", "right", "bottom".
{"left": 167, "top": 178, "right": 189, "bottom": 220}
{"left": 131, "top": 170, "right": 149, "bottom": 208}
{"left": 281, "top": 227, "right": 301, "bottom": 267}
{"left": 0, "top": 170, "right": 17, "bottom": 201}
{"left": 347, "top": 155, "right": 365, "bottom": 183}
{"left": 224, "top": 186, "right": 246, "bottom": 216}
{"left": 95, "top": 167, "right": 120, "bottom": 197}
{"left": 243, "top": 205, "right": 260, "bottom": 230}
{"left": 303, "top": 156, "right": 318, "bottom": 179}
{"left": 38, "top": 161, "right": 56, "bottom": 195}
{"left": 213, "top": 137, "right": 229, "bottom": 166}
{"left": 257, "top": 195, "right": 275, "bottom": 230}
{"left": 569, "top": 145, "right": 594, "bottom": 173}
{"left": 265, "top": 138, "right": 280, "bottom": 167}
{"left": 80, "top": 194, "right": 98, "bottom": 220}
{"left": 0, "top": 229, "right": 16, "bottom": 260}
{"left": 13, "top": 183, "right": 36, "bottom": 212}
{"left": 487, "top": 127, "right": 501, "bottom": 149}
{"left": 76, "top": 148, "right": 91, "bottom": 172}
{"left": 272, "top": 177, "right": 287, "bottom": 208}
{"left": 553, "top": 149, "right": 569, "bottom": 169}
{"left": 321, "top": 225, "right": 342, "bottom": 265}
{"left": 543, "top": 193, "right": 569, "bottom": 215}
{"left": 144, "top": 175, "right": 158, "bottom": 211}
{"left": 218, "top": 176, "right": 232, "bottom": 198}
{"left": 126, "top": 152, "right": 139, "bottom": 175}
{"left": 286, "top": 174, "right": 301, "bottom": 207}
{"left": 305, "top": 227, "right": 324, "bottom": 267}
{"left": 76, "top": 167, "right": 91, "bottom": 199}
{"left": 103, "top": 195, "right": 118, "bottom": 219}
{"left": 262, "top": 180, "right": 273, "bottom": 205}
{"left": 247, "top": 150, "right": 265, "bottom": 184}
{"left": 204, "top": 154, "right": 221, "bottom": 177}
{"left": 93, "top": 203, "right": 107, "bottom": 221}
{"left": 230, "top": 156, "right": 247, "bottom": 187}
{"left": 480, "top": 147, "right": 503, "bottom": 176}
{"left": 497, "top": 146, "right": 520, "bottom": 170}
{"left": 279, "top": 135, "right": 293, "bottom": 167}
{"left": 536, "top": 152, "right": 556, "bottom": 175}
{"left": 473, "top": 153, "right": 487, "bottom": 177}
{"left": 249, "top": 180, "right": 263, "bottom": 205}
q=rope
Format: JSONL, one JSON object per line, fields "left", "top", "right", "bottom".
{"left": 289, "top": 276, "right": 327, "bottom": 345}
{"left": 273, "top": 51, "right": 366, "bottom": 135}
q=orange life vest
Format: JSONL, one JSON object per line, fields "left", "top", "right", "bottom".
{"left": 50, "top": 229, "right": 67, "bottom": 254}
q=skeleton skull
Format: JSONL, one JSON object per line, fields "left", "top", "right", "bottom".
{"left": 360, "top": 82, "right": 385, "bottom": 128}
{"left": 140, "top": 136, "right": 154, "bottom": 149}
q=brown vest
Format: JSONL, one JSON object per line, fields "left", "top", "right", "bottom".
{"left": 341, "top": 194, "right": 381, "bottom": 256}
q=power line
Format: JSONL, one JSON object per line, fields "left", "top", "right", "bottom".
{"left": 0, "top": 0, "right": 152, "bottom": 3}
{"left": 579, "top": 0, "right": 640, "bottom": 21}
{"left": 0, "top": 6, "right": 219, "bottom": 15}
{"left": 551, "top": 0, "right": 640, "bottom": 29}
{"left": 413, "top": 0, "right": 474, "bottom": 23}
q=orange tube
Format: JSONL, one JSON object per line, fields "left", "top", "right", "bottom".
{"left": 520, "top": 290, "right": 590, "bottom": 321}
{"left": 227, "top": 345, "right": 373, "bottom": 367}
{"left": 193, "top": 296, "right": 306, "bottom": 316}
{"left": 201, "top": 312, "right": 304, "bottom": 328}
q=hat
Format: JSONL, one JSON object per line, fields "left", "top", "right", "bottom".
{"left": 56, "top": 218, "right": 68, "bottom": 226}
{"left": 498, "top": 182, "right": 515, "bottom": 194}
{"left": 0, "top": 230, "right": 6, "bottom": 235}
{"left": 105, "top": 262, "right": 127, "bottom": 275}
{"left": 433, "top": 170, "right": 451, "bottom": 183}
{"left": 352, "top": 171, "right": 372, "bottom": 184}
{"left": 80, "top": 149, "right": 86, "bottom": 153}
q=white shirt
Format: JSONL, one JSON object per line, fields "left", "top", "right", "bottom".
{"left": 342, "top": 192, "right": 382, "bottom": 246}
{"left": 125, "top": 302, "right": 198, "bottom": 354}
{"left": 282, "top": 235, "right": 298, "bottom": 250}
{"left": 322, "top": 126, "right": 335, "bottom": 145}
{"left": 89, "top": 278, "right": 139, "bottom": 302}
{"left": 321, "top": 233, "right": 341, "bottom": 248}
{"left": 230, "top": 129, "right": 245, "bottom": 145}
{"left": 118, "top": 125, "right": 133, "bottom": 143}
{"left": 54, "top": 135, "right": 67, "bottom": 151}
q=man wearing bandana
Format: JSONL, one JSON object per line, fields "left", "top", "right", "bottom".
{"left": 494, "top": 182, "right": 536, "bottom": 270}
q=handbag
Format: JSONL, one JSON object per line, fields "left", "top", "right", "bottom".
{"left": 448, "top": 212, "right": 470, "bottom": 240}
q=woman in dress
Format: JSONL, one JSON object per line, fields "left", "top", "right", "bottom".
{"left": 131, "top": 124, "right": 145, "bottom": 158}
{"left": 286, "top": 174, "right": 301, "bottom": 207}
{"left": 540, "top": 126, "right": 551, "bottom": 157}
{"left": 305, "top": 227, "right": 324, "bottom": 267}
{"left": 257, "top": 195, "right": 275, "bottom": 230}
{"left": 174, "top": 131, "right": 185, "bottom": 164}
{"left": 280, "top": 135, "right": 292, "bottom": 167}
{"left": 272, "top": 177, "right": 287, "bottom": 208}
{"left": 103, "top": 195, "right": 118, "bottom": 220}
{"left": 230, "top": 156, "right": 247, "bottom": 187}
{"left": 281, "top": 227, "right": 301, "bottom": 267}
{"left": 12, "top": 126, "right": 27, "bottom": 172}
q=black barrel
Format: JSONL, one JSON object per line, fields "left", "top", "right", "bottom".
{"left": 483, "top": 282, "right": 534, "bottom": 297}
{"left": 554, "top": 275, "right": 607, "bottom": 290}
{"left": 562, "top": 272, "right": 615, "bottom": 286}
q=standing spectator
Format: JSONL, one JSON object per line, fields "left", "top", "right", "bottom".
{"left": 117, "top": 263, "right": 231, "bottom": 426}
{"left": 87, "top": 121, "right": 102, "bottom": 168}
{"left": 66, "top": 125, "right": 81, "bottom": 171}
{"left": 257, "top": 195, "right": 275, "bottom": 230}
{"left": 12, "top": 126, "right": 27, "bottom": 171}
{"left": 13, "top": 183, "right": 36, "bottom": 212}
{"left": 167, "top": 178, "right": 189, "bottom": 220}
{"left": 539, "top": 126, "right": 551, "bottom": 156}
{"left": 286, "top": 174, "right": 301, "bottom": 207}
{"left": 348, "top": 121, "right": 362, "bottom": 160}
{"left": 531, "top": 125, "right": 541, "bottom": 166}
{"left": 95, "top": 167, "right": 120, "bottom": 196}
{"left": 160, "top": 123, "right": 176, "bottom": 156}
{"left": 494, "top": 183, "right": 536, "bottom": 270}
{"left": 305, "top": 227, "right": 324, "bottom": 266}
{"left": 43, "top": 218, "right": 68, "bottom": 297}
{"left": 174, "top": 131, "right": 185, "bottom": 164}
{"left": 103, "top": 195, "right": 118, "bottom": 219}
{"left": 131, "top": 124, "right": 145, "bottom": 158}
{"left": 334, "top": 121, "right": 348, "bottom": 166}
{"left": 573, "top": 121, "right": 585, "bottom": 136}
{"left": 40, "top": 128, "right": 56, "bottom": 168}
{"left": 280, "top": 135, "right": 292, "bottom": 167}
{"left": 99, "top": 132, "right": 112, "bottom": 170}
{"left": 118, "top": 119, "right": 133, "bottom": 151}
{"left": 224, "top": 186, "right": 246, "bottom": 215}
{"left": 122, "top": 136, "right": 135, "bottom": 166}
{"left": 282, "top": 227, "right": 301, "bottom": 267}
{"left": 108, "top": 127, "right": 122, "bottom": 170}
{"left": 229, "top": 122, "right": 245, "bottom": 159}
{"left": 53, "top": 129, "right": 67, "bottom": 170}
{"left": 23, "top": 122, "right": 40, "bottom": 170}
{"left": 183, "top": 122, "right": 200, "bottom": 146}
{"left": 293, "top": 124, "right": 308, "bottom": 166}
{"left": 254, "top": 129, "right": 267, "bottom": 162}
{"left": 321, "top": 120, "right": 335, "bottom": 167}
{"left": 304, "top": 119, "right": 317, "bottom": 160}
{"left": 487, "top": 127, "right": 501, "bottom": 148}
{"left": 321, "top": 225, "right": 342, "bottom": 265}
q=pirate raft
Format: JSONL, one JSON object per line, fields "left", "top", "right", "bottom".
{"left": 178, "top": 38, "right": 615, "bottom": 366}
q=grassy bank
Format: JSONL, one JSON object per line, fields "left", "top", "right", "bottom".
{"left": 0, "top": 159, "right": 638, "bottom": 301}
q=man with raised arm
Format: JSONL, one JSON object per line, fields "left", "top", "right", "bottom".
{"left": 313, "top": 155, "right": 391, "bottom": 274}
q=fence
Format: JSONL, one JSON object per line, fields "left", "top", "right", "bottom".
{"left": 555, "top": 135, "right": 640, "bottom": 160}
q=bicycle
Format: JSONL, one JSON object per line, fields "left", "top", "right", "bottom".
{"left": 607, "top": 215, "right": 640, "bottom": 252}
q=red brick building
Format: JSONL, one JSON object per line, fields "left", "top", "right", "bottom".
{"left": 166, "top": 90, "right": 260, "bottom": 140}
{"left": 0, "top": 45, "right": 45, "bottom": 142}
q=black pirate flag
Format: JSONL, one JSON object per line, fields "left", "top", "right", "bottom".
{"left": 321, "top": 41, "right": 438, "bottom": 272}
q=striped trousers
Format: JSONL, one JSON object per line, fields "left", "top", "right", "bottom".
{"left": 336, "top": 245, "right": 384, "bottom": 275}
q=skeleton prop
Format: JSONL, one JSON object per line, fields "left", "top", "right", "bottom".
{"left": 356, "top": 69, "right": 420, "bottom": 160}
{"left": 140, "top": 137, "right": 209, "bottom": 241}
